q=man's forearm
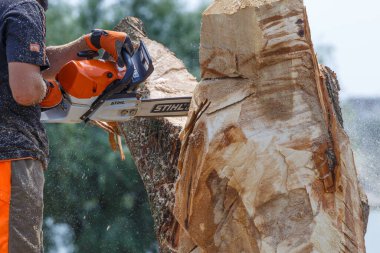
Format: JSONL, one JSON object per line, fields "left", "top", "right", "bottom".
{"left": 42, "top": 36, "right": 89, "bottom": 80}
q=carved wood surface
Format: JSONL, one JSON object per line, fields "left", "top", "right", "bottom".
{"left": 172, "top": 0, "right": 369, "bottom": 252}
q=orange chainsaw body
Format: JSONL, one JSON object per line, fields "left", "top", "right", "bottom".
{"left": 57, "top": 59, "right": 125, "bottom": 99}
{"left": 41, "top": 41, "right": 157, "bottom": 123}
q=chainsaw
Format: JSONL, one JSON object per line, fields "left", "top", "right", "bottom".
{"left": 40, "top": 39, "right": 192, "bottom": 123}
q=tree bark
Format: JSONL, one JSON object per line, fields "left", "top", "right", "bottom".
{"left": 112, "top": 1, "right": 369, "bottom": 251}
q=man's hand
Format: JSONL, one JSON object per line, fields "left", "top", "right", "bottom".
{"left": 85, "top": 29, "right": 129, "bottom": 63}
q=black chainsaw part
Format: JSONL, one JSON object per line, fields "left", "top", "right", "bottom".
{"left": 127, "top": 40, "right": 154, "bottom": 91}
{"left": 77, "top": 50, "right": 99, "bottom": 59}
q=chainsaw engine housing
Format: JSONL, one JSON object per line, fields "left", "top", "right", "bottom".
{"left": 57, "top": 60, "right": 125, "bottom": 99}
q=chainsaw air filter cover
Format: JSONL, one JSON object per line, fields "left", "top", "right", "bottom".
{"left": 57, "top": 59, "right": 124, "bottom": 99}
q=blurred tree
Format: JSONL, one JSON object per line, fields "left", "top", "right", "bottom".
{"left": 45, "top": 1, "right": 81, "bottom": 45}
{"left": 44, "top": 0, "right": 206, "bottom": 252}
{"left": 107, "top": 0, "right": 203, "bottom": 76}
{"left": 44, "top": 124, "right": 156, "bottom": 252}
{"left": 47, "top": 0, "right": 203, "bottom": 76}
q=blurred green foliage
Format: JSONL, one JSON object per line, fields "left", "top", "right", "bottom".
{"left": 46, "top": 0, "right": 203, "bottom": 76}
{"left": 44, "top": 0, "right": 207, "bottom": 252}
{"left": 44, "top": 125, "right": 155, "bottom": 252}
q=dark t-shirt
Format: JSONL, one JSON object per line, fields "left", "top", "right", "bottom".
{"left": 0, "top": 0, "right": 50, "bottom": 168}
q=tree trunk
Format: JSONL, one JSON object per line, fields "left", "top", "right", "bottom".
{"left": 110, "top": 17, "right": 197, "bottom": 252}
{"left": 172, "top": 0, "right": 369, "bottom": 252}
{"left": 112, "top": 1, "right": 369, "bottom": 251}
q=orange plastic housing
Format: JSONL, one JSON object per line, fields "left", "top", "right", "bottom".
{"left": 57, "top": 59, "right": 125, "bottom": 99}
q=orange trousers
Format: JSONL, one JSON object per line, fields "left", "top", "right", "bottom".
{"left": 0, "top": 161, "right": 11, "bottom": 253}
{"left": 0, "top": 160, "right": 44, "bottom": 253}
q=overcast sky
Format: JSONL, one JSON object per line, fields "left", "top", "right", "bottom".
{"left": 298, "top": 0, "right": 380, "bottom": 98}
